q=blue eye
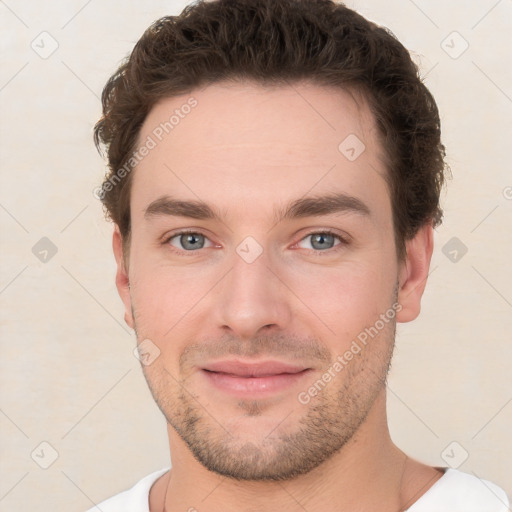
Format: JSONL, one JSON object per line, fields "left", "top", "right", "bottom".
{"left": 163, "top": 229, "right": 347, "bottom": 255}
{"left": 168, "top": 232, "right": 213, "bottom": 251}
{"left": 297, "top": 232, "right": 343, "bottom": 251}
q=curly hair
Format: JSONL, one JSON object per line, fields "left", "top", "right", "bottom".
{"left": 94, "top": 0, "right": 446, "bottom": 262}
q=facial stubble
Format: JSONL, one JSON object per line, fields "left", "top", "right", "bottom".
{"left": 133, "top": 296, "right": 397, "bottom": 482}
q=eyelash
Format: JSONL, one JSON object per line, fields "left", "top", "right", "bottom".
{"left": 298, "top": 229, "right": 349, "bottom": 254}
{"left": 161, "top": 229, "right": 349, "bottom": 256}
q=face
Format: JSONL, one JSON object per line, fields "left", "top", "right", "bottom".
{"left": 113, "top": 81, "right": 431, "bottom": 481}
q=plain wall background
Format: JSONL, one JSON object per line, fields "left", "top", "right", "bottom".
{"left": 0, "top": 1, "right": 511, "bottom": 510}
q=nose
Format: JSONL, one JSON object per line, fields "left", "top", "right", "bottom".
{"left": 213, "top": 247, "right": 292, "bottom": 340}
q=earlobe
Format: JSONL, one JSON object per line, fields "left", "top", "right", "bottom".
{"left": 396, "top": 223, "right": 434, "bottom": 323}
{"left": 113, "top": 226, "right": 134, "bottom": 329}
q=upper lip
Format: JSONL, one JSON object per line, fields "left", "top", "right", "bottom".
{"left": 202, "top": 359, "right": 309, "bottom": 377}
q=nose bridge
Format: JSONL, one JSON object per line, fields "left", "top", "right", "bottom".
{"left": 213, "top": 243, "right": 291, "bottom": 338}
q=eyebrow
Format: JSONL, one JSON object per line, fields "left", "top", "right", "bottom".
{"left": 144, "top": 192, "right": 371, "bottom": 223}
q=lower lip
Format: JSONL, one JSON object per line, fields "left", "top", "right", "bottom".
{"left": 202, "top": 369, "right": 311, "bottom": 397}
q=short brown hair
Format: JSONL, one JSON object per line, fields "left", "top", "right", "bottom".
{"left": 94, "top": 0, "right": 446, "bottom": 262}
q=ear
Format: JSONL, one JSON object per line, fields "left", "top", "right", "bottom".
{"left": 396, "top": 223, "right": 434, "bottom": 323}
{"left": 112, "top": 225, "right": 134, "bottom": 329}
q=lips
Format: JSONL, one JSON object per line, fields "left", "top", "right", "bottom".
{"left": 202, "top": 359, "right": 308, "bottom": 377}
{"left": 200, "top": 359, "right": 313, "bottom": 397}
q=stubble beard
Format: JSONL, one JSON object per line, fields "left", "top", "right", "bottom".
{"left": 136, "top": 316, "right": 396, "bottom": 482}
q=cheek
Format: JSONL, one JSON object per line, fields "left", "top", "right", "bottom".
{"left": 285, "top": 257, "right": 395, "bottom": 340}
{"left": 129, "top": 259, "right": 200, "bottom": 342}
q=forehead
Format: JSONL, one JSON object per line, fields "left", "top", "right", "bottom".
{"left": 131, "top": 81, "right": 390, "bottom": 223}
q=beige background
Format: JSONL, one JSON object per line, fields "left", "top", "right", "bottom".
{"left": 0, "top": 0, "right": 511, "bottom": 510}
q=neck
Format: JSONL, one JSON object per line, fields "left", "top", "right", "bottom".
{"left": 151, "top": 390, "right": 442, "bottom": 512}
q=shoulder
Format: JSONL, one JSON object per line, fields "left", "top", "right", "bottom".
{"left": 84, "top": 467, "right": 170, "bottom": 512}
{"left": 409, "top": 468, "right": 510, "bottom": 512}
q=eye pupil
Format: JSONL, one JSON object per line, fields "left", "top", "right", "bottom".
{"left": 311, "top": 233, "right": 335, "bottom": 250}
{"left": 181, "top": 233, "right": 204, "bottom": 250}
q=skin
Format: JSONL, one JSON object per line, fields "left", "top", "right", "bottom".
{"left": 112, "top": 81, "right": 443, "bottom": 511}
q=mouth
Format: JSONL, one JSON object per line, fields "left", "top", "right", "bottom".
{"left": 200, "top": 359, "right": 312, "bottom": 397}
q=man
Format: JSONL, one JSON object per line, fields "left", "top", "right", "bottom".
{"left": 89, "top": 0, "right": 510, "bottom": 510}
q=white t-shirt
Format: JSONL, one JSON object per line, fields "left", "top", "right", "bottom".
{"left": 86, "top": 467, "right": 510, "bottom": 512}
